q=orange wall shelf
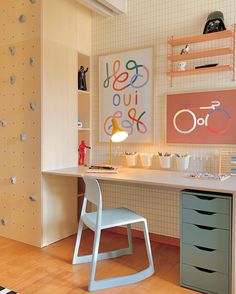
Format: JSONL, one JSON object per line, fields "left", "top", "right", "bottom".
{"left": 168, "top": 65, "right": 232, "bottom": 77}
{"left": 168, "top": 47, "right": 233, "bottom": 62}
{"left": 167, "top": 25, "right": 236, "bottom": 85}
{"left": 168, "top": 29, "right": 234, "bottom": 46}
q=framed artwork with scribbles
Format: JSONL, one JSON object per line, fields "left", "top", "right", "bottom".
{"left": 99, "top": 47, "right": 153, "bottom": 143}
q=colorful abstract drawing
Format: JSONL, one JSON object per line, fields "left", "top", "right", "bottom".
{"left": 99, "top": 47, "right": 153, "bottom": 143}
{"left": 167, "top": 89, "right": 236, "bottom": 144}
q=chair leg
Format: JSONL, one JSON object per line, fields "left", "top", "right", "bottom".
{"left": 88, "top": 221, "right": 154, "bottom": 291}
{"left": 127, "top": 224, "right": 133, "bottom": 254}
{"left": 72, "top": 218, "right": 84, "bottom": 264}
{"left": 143, "top": 220, "right": 154, "bottom": 269}
{"left": 88, "top": 228, "right": 101, "bottom": 291}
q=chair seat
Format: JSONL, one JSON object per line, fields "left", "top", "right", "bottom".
{"left": 82, "top": 207, "right": 145, "bottom": 231}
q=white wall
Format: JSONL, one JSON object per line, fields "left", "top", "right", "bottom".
{"left": 91, "top": 0, "right": 236, "bottom": 238}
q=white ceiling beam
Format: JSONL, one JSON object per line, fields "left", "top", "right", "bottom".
{"left": 97, "top": 0, "right": 127, "bottom": 14}
{"left": 76, "top": 0, "right": 114, "bottom": 17}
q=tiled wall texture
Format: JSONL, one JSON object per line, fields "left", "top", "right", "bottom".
{"left": 91, "top": 0, "right": 236, "bottom": 238}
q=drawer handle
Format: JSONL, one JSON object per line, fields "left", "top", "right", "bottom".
{"left": 194, "top": 245, "right": 216, "bottom": 252}
{"left": 194, "top": 266, "right": 216, "bottom": 274}
{"left": 195, "top": 210, "right": 216, "bottom": 215}
{"left": 194, "top": 224, "right": 215, "bottom": 231}
{"left": 195, "top": 196, "right": 215, "bottom": 201}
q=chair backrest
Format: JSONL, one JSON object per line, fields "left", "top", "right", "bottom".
{"left": 83, "top": 175, "right": 102, "bottom": 207}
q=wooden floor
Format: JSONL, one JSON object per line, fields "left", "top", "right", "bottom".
{"left": 0, "top": 230, "right": 198, "bottom": 294}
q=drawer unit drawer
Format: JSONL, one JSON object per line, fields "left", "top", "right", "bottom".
{"left": 182, "top": 208, "right": 229, "bottom": 229}
{"left": 182, "top": 223, "right": 229, "bottom": 251}
{"left": 182, "top": 243, "right": 229, "bottom": 274}
{"left": 182, "top": 193, "right": 230, "bottom": 214}
{"left": 181, "top": 264, "right": 229, "bottom": 294}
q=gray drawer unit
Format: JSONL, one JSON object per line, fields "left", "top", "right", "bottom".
{"left": 182, "top": 264, "right": 228, "bottom": 294}
{"left": 180, "top": 190, "right": 232, "bottom": 294}
{"left": 182, "top": 192, "right": 230, "bottom": 214}
{"left": 182, "top": 243, "right": 229, "bottom": 274}
{"left": 182, "top": 223, "right": 229, "bottom": 251}
{"left": 182, "top": 208, "right": 229, "bottom": 229}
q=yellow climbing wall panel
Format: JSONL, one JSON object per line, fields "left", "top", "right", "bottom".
{"left": 0, "top": 0, "right": 41, "bottom": 246}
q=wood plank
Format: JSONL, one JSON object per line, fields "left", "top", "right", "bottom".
{"left": 78, "top": 128, "right": 91, "bottom": 131}
{"left": 0, "top": 231, "right": 197, "bottom": 294}
{"left": 78, "top": 90, "right": 90, "bottom": 94}
{"left": 168, "top": 47, "right": 233, "bottom": 61}
{"left": 168, "top": 30, "right": 234, "bottom": 46}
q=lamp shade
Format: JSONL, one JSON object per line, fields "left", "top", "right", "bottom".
{"left": 111, "top": 118, "right": 128, "bottom": 142}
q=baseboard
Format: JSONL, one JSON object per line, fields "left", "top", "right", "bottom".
{"left": 105, "top": 227, "right": 180, "bottom": 247}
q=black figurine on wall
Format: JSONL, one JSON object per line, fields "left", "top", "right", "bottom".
{"left": 78, "top": 66, "right": 89, "bottom": 91}
{"left": 203, "top": 11, "right": 226, "bottom": 34}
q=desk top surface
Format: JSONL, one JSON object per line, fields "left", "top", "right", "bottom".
{"left": 43, "top": 167, "right": 236, "bottom": 194}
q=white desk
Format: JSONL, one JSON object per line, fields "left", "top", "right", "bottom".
{"left": 44, "top": 166, "right": 236, "bottom": 194}
{"left": 43, "top": 167, "right": 236, "bottom": 293}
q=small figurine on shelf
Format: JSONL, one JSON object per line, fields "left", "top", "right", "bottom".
{"left": 178, "top": 61, "right": 187, "bottom": 71}
{"left": 78, "top": 66, "right": 88, "bottom": 91}
{"left": 77, "top": 118, "right": 83, "bottom": 128}
{"left": 78, "top": 140, "right": 91, "bottom": 166}
{"left": 203, "top": 11, "right": 226, "bottom": 34}
{"left": 180, "top": 44, "right": 190, "bottom": 55}
{"left": 178, "top": 44, "right": 189, "bottom": 71}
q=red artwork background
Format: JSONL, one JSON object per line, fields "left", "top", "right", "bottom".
{"left": 167, "top": 89, "right": 236, "bottom": 144}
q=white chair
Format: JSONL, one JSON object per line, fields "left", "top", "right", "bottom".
{"left": 72, "top": 175, "right": 155, "bottom": 291}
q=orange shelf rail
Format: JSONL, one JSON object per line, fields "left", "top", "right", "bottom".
{"left": 167, "top": 65, "right": 232, "bottom": 77}
{"left": 168, "top": 47, "right": 233, "bottom": 62}
{"left": 168, "top": 30, "right": 234, "bottom": 46}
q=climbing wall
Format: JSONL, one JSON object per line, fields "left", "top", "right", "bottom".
{"left": 0, "top": 0, "right": 41, "bottom": 246}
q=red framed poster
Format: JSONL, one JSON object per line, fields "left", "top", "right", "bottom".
{"left": 167, "top": 89, "right": 236, "bottom": 144}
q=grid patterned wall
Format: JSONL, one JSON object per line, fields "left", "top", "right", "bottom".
{"left": 0, "top": 0, "right": 41, "bottom": 246}
{"left": 91, "top": 0, "right": 236, "bottom": 238}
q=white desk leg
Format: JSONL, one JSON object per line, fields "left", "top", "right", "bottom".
{"left": 232, "top": 193, "right": 236, "bottom": 294}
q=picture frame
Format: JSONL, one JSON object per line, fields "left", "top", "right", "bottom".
{"left": 99, "top": 47, "right": 154, "bottom": 143}
{"left": 167, "top": 89, "right": 236, "bottom": 144}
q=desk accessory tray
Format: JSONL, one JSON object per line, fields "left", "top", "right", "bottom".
{"left": 186, "top": 172, "right": 230, "bottom": 181}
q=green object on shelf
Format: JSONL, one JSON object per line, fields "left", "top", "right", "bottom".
{"left": 77, "top": 118, "right": 83, "bottom": 128}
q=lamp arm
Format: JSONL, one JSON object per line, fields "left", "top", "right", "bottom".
{"left": 109, "top": 139, "right": 113, "bottom": 166}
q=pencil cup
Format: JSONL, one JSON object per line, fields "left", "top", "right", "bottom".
{"left": 159, "top": 156, "right": 171, "bottom": 169}
{"left": 125, "top": 153, "right": 138, "bottom": 167}
{"left": 175, "top": 156, "right": 190, "bottom": 171}
{"left": 140, "top": 153, "right": 153, "bottom": 168}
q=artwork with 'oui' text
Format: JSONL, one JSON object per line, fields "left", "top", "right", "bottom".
{"left": 99, "top": 47, "right": 153, "bottom": 143}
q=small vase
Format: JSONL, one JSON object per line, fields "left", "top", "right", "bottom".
{"left": 159, "top": 156, "right": 171, "bottom": 169}
{"left": 140, "top": 153, "right": 153, "bottom": 168}
{"left": 125, "top": 153, "right": 138, "bottom": 167}
{"left": 175, "top": 156, "right": 190, "bottom": 171}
